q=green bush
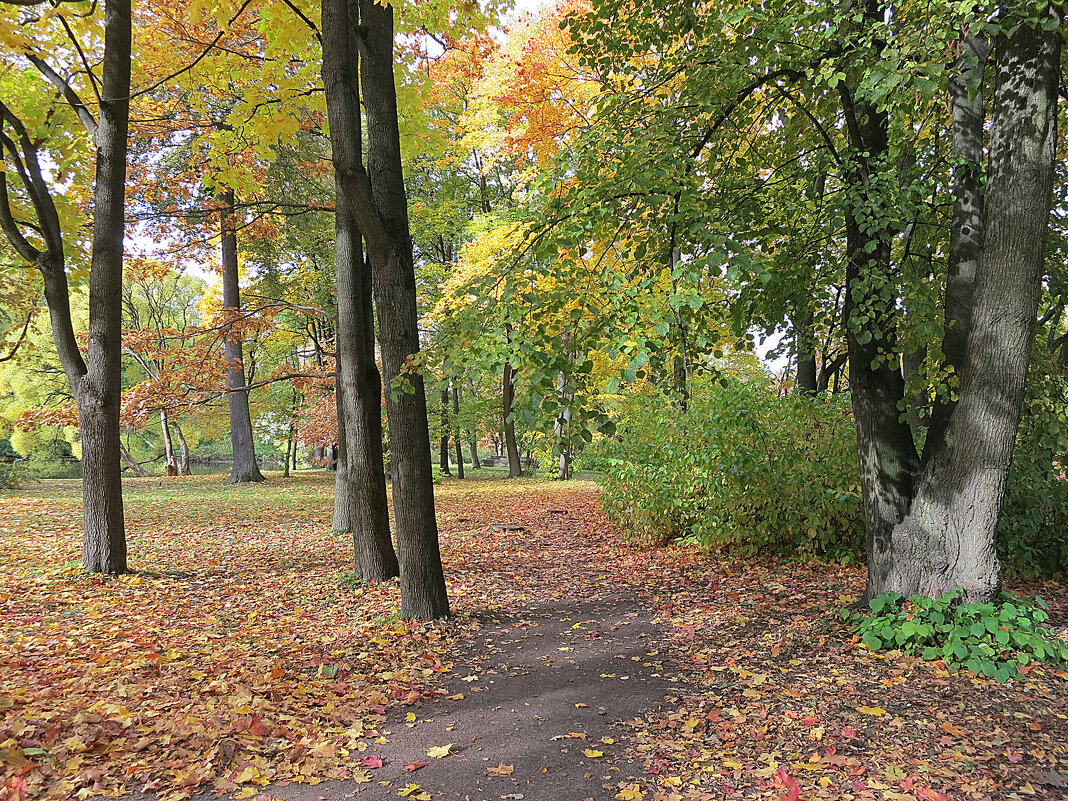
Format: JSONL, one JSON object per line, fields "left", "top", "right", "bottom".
{"left": 843, "top": 590, "right": 1068, "bottom": 682}
{"left": 997, "top": 348, "right": 1068, "bottom": 575}
{"left": 0, "top": 460, "right": 22, "bottom": 489}
{"left": 595, "top": 378, "right": 864, "bottom": 558}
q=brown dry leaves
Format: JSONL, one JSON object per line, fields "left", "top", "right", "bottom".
{"left": 2, "top": 473, "right": 1066, "bottom": 801}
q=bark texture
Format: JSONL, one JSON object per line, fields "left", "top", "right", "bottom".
{"left": 358, "top": 0, "right": 449, "bottom": 619}
{"left": 838, "top": 11, "right": 919, "bottom": 595}
{"left": 321, "top": 0, "right": 399, "bottom": 581}
{"left": 220, "top": 190, "right": 265, "bottom": 485}
{"left": 876, "top": 21, "right": 1061, "bottom": 601}
{"left": 926, "top": 34, "right": 992, "bottom": 456}
{"left": 503, "top": 359, "right": 522, "bottom": 478}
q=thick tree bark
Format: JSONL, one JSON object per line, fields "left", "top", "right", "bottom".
{"left": 77, "top": 0, "right": 132, "bottom": 572}
{"left": 876, "top": 20, "right": 1061, "bottom": 602}
{"left": 359, "top": 0, "right": 449, "bottom": 619}
{"left": 439, "top": 386, "right": 451, "bottom": 475}
{"left": 838, "top": 1, "right": 919, "bottom": 597}
{"left": 220, "top": 190, "right": 265, "bottom": 484}
{"left": 452, "top": 384, "right": 464, "bottom": 480}
{"left": 322, "top": 5, "right": 399, "bottom": 581}
{"left": 502, "top": 359, "right": 522, "bottom": 477}
{"left": 926, "top": 34, "right": 993, "bottom": 457}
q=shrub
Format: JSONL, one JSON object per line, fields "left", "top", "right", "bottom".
{"left": 843, "top": 590, "right": 1068, "bottom": 682}
{"left": 996, "top": 348, "right": 1068, "bottom": 576}
{"left": 0, "top": 460, "right": 22, "bottom": 489}
{"left": 596, "top": 378, "right": 864, "bottom": 558}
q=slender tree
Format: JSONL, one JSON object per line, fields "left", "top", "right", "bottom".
{"left": 0, "top": 0, "right": 132, "bottom": 572}
{"left": 219, "top": 189, "right": 266, "bottom": 484}
{"left": 320, "top": 0, "right": 448, "bottom": 618}
{"left": 322, "top": 5, "right": 399, "bottom": 578}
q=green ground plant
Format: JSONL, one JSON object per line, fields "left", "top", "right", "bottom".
{"left": 844, "top": 590, "right": 1068, "bottom": 682}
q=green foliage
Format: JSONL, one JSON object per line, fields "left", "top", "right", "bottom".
{"left": 844, "top": 591, "right": 1068, "bottom": 683}
{"left": 997, "top": 345, "right": 1068, "bottom": 576}
{"left": 596, "top": 378, "right": 863, "bottom": 557}
{"left": 0, "top": 459, "right": 22, "bottom": 489}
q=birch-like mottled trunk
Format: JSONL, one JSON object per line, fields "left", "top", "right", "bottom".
{"left": 877, "top": 20, "right": 1061, "bottom": 602}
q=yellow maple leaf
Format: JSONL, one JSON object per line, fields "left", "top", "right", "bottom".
{"left": 583, "top": 748, "right": 604, "bottom": 758}
{"left": 857, "top": 705, "right": 887, "bottom": 716}
{"left": 488, "top": 762, "right": 514, "bottom": 776}
{"left": 405, "top": 712, "right": 417, "bottom": 723}
{"left": 426, "top": 743, "right": 453, "bottom": 758}
{"left": 398, "top": 784, "right": 422, "bottom": 797}
{"left": 616, "top": 786, "right": 644, "bottom": 800}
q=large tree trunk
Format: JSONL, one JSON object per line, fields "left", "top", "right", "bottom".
{"left": 502, "top": 359, "right": 522, "bottom": 478}
{"left": 837, "top": 1, "right": 919, "bottom": 597}
{"left": 924, "top": 33, "right": 992, "bottom": 458}
{"left": 160, "top": 410, "right": 177, "bottom": 474}
{"left": 324, "top": 24, "right": 399, "bottom": 580}
{"left": 359, "top": 0, "right": 449, "bottom": 619}
{"left": 875, "top": 20, "right": 1061, "bottom": 602}
{"left": 220, "top": 189, "right": 265, "bottom": 484}
{"left": 78, "top": 0, "right": 132, "bottom": 573}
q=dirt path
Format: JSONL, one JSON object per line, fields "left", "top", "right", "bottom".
{"left": 239, "top": 592, "right": 671, "bottom": 801}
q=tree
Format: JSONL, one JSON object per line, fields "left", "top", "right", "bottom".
{"left": 320, "top": 0, "right": 448, "bottom": 617}
{"left": 360, "top": 0, "right": 449, "bottom": 618}
{"left": 0, "top": 0, "right": 132, "bottom": 572}
{"left": 320, "top": 0, "right": 400, "bottom": 582}
{"left": 862, "top": 12, "right": 1062, "bottom": 600}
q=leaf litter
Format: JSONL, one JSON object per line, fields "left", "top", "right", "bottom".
{"left": 1, "top": 473, "right": 1066, "bottom": 801}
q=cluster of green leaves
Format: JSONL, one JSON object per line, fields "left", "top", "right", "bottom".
{"left": 997, "top": 343, "right": 1068, "bottom": 576}
{"left": 844, "top": 591, "right": 1068, "bottom": 683}
{"left": 593, "top": 378, "right": 864, "bottom": 558}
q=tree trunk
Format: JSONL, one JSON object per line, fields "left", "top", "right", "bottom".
{"left": 173, "top": 421, "right": 192, "bottom": 475}
{"left": 78, "top": 0, "right": 132, "bottom": 573}
{"left": 283, "top": 424, "right": 293, "bottom": 478}
{"left": 793, "top": 310, "right": 818, "bottom": 395}
{"left": 503, "top": 359, "right": 522, "bottom": 477}
{"left": 358, "top": 0, "right": 448, "bottom": 619}
{"left": 925, "top": 33, "right": 993, "bottom": 459}
{"left": 465, "top": 379, "right": 481, "bottom": 468}
{"left": 837, "top": 3, "right": 919, "bottom": 597}
{"left": 160, "top": 410, "right": 177, "bottom": 473}
{"left": 119, "top": 441, "right": 149, "bottom": 477}
{"left": 323, "top": 17, "right": 399, "bottom": 580}
{"left": 554, "top": 370, "right": 573, "bottom": 480}
{"left": 220, "top": 189, "right": 265, "bottom": 485}
{"left": 452, "top": 384, "right": 464, "bottom": 480}
{"left": 875, "top": 19, "right": 1061, "bottom": 602}
{"left": 439, "top": 386, "right": 451, "bottom": 475}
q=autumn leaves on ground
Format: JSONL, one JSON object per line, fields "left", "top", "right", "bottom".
{"left": 2, "top": 474, "right": 1067, "bottom": 801}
